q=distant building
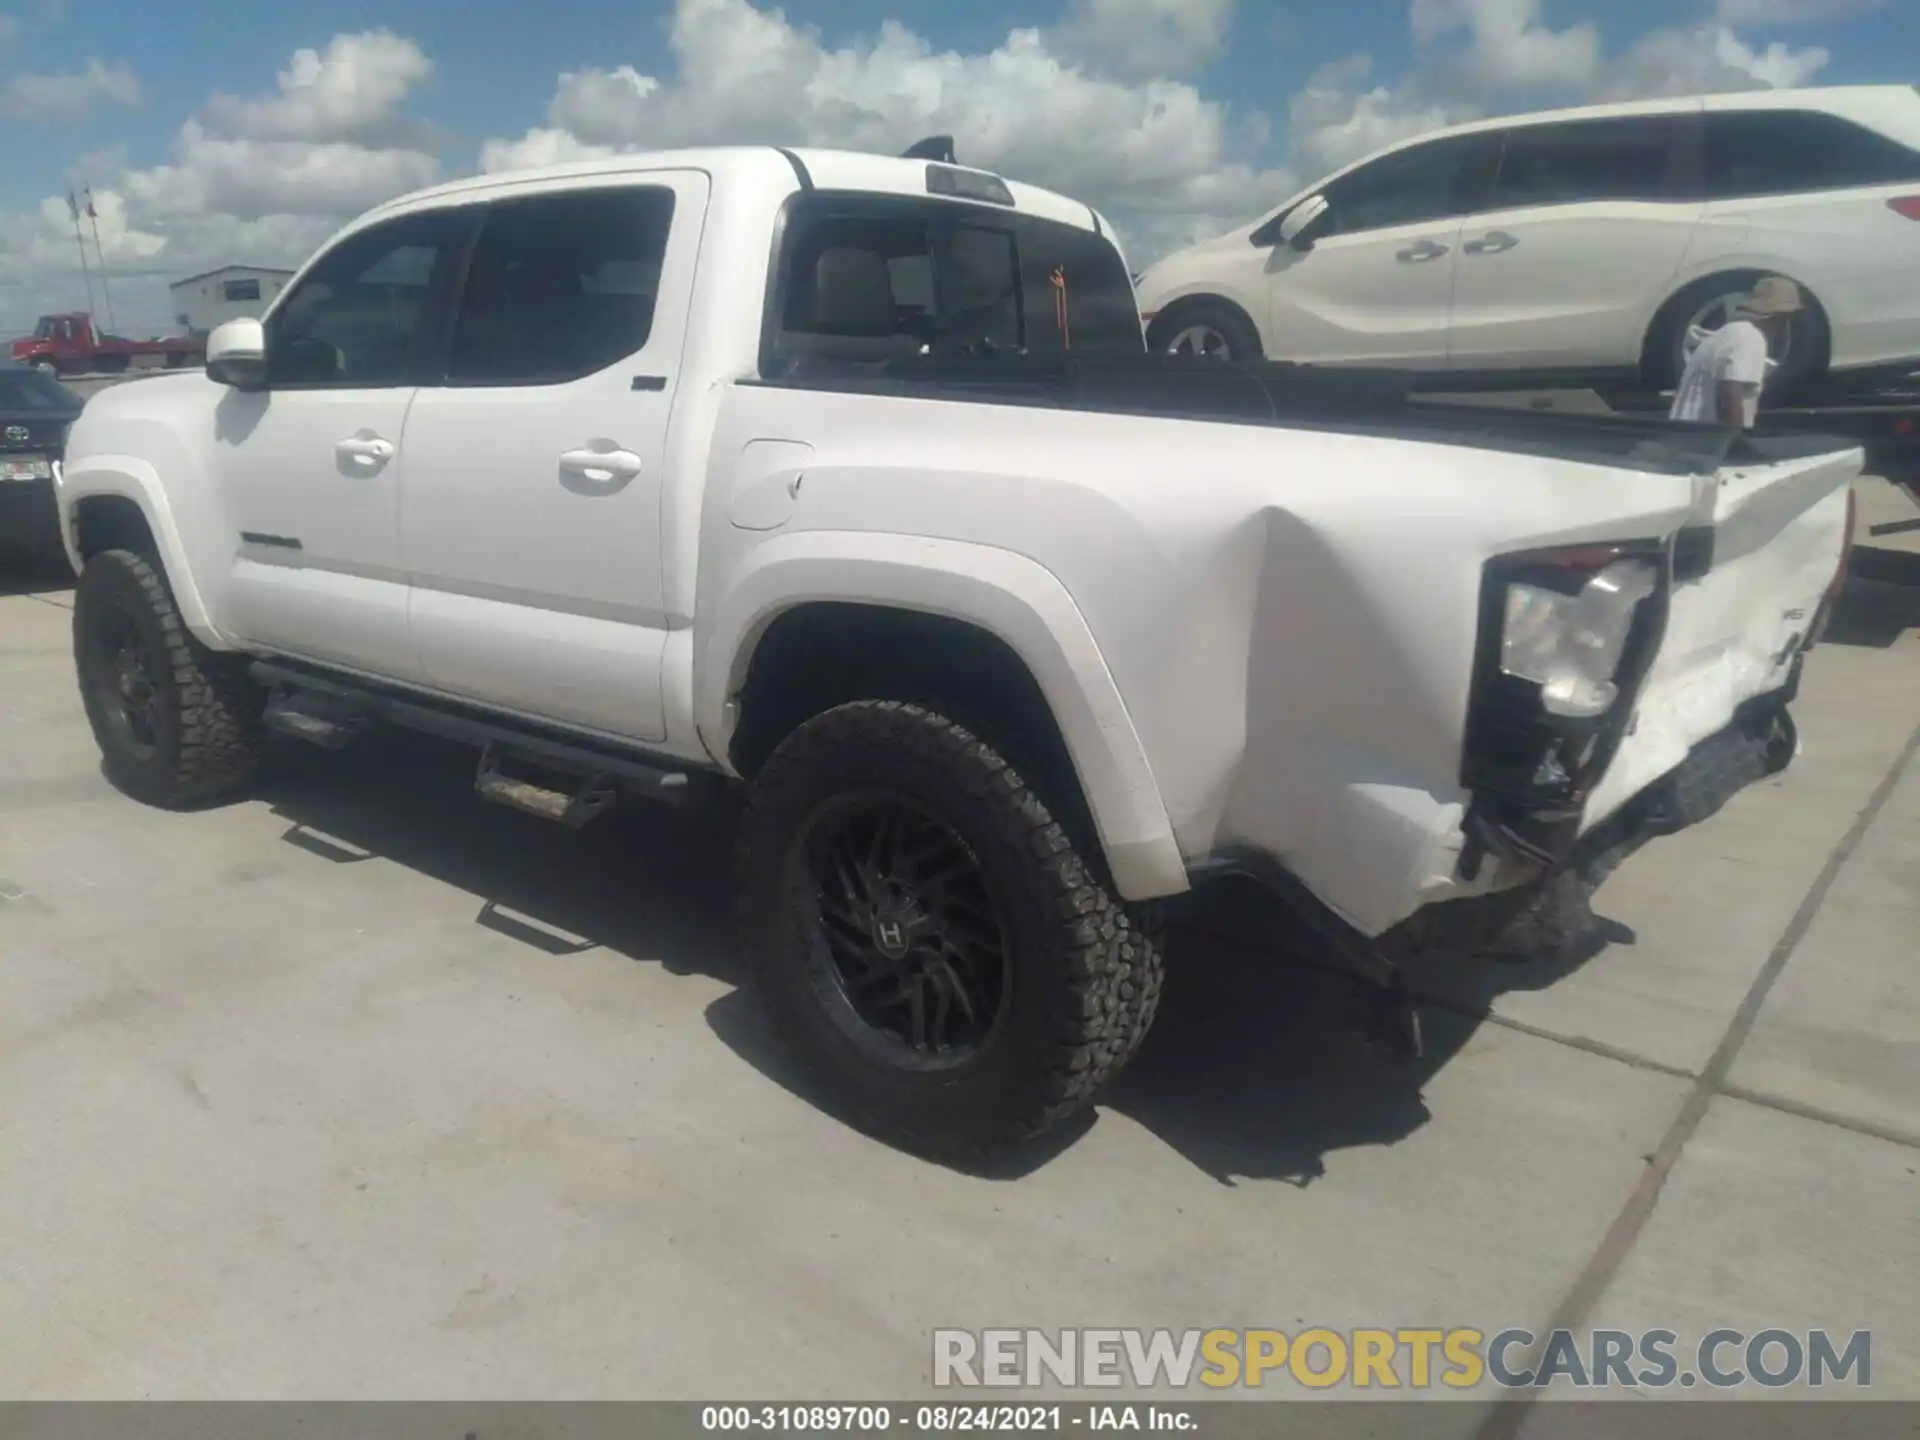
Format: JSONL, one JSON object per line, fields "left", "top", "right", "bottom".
{"left": 169, "top": 265, "right": 296, "bottom": 337}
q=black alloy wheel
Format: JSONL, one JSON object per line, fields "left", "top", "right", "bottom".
{"left": 797, "top": 791, "right": 1012, "bottom": 1068}
{"left": 83, "top": 601, "right": 165, "bottom": 762}
{"left": 739, "top": 700, "right": 1164, "bottom": 1161}
{"left": 72, "top": 548, "right": 264, "bottom": 807}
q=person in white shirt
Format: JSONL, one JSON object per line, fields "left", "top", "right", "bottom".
{"left": 1668, "top": 275, "right": 1804, "bottom": 428}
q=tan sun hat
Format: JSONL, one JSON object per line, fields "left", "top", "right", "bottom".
{"left": 1740, "top": 276, "right": 1804, "bottom": 316}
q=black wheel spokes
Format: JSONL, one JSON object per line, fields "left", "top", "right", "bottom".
{"left": 806, "top": 797, "right": 1010, "bottom": 1061}
{"left": 92, "top": 609, "right": 160, "bottom": 753}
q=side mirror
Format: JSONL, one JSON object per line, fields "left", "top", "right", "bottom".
{"left": 1278, "top": 194, "right": 1331, "bottom": 250}
{"left": 206, "top": 318, "right": 267, "bottom": 390}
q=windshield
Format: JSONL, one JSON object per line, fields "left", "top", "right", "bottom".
{"left": 0, "top": 368, "right": 77, "bottom": 411}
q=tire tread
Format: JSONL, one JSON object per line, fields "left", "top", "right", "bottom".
{"left": 738, "top": 700, "right": 1163, "bottom": 1160}
{"left": 76, "top": 549, "right": 263, "bottom": 807}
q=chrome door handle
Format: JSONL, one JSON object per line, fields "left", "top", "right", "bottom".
{"left": 334, "top": 435, "right": 394, "bottom": 467}
{"left": 1395, "top": 239, "right": 1449, "bottom": 263}
{"left": 558, "top": 447, "right": 643, "bottom": 484}
{"left": 1464, "top": 231, "right": 1518, "bottom": 255}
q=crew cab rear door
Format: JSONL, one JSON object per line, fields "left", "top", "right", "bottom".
{"left": 1579, "top": 433, "right": 1862, "bottom": 829}
{"left": 396, "top": 172, "right": 710, "bottom": 745}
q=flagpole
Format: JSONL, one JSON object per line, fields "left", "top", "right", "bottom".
{"left": 83, "top": 188, "right": 117, "bottom": 333}
{"left": 66, "top": 191, "right": 99, "bottom": 319}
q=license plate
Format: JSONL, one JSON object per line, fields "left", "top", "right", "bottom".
{"left": 2, "top": 455, "right": 51, "bottom": 481}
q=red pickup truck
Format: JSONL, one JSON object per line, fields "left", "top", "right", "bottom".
{"left": 9, "top": 313, "right": 203, "bottom": 377}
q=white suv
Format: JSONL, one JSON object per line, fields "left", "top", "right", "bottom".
{"left": 1136, "top": 85, "right": 1920, "bottom": 393}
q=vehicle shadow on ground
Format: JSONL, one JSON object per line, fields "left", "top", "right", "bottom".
{"left": 0, "top": 548, "right": 76, "bottom": 599}
{"left": 1824, "top": 546, "right": 1920, "bottom": 649}
{"left": 257, "top": 728, "right": 1628, "bottom": 1188}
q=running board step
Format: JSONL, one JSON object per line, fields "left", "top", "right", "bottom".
{"left": 474, "top": 742, "right": 619, "bottom": 829}
{"left": 263, "top": 688, "right": 371, "bottom": 750}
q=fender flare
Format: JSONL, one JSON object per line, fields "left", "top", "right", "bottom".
{"left": 58, "top": 454, "right": 229, "bottom": 650}
{"left": 702, "top": 529, "right": 1190, "bottom": 902}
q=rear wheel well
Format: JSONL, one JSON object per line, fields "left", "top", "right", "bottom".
{"left": 730, "top": 603, "right": 1101, "bottom": 864}
{"left": 70, "top": 494, "right": 160, "bottom": 566}
{"left": 1641, "top": 268, "right": 1831, "bottom": 391}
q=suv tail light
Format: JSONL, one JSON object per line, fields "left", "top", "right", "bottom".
{"left": 1458, "top": 540, "right": 1671, "bottom": 873}
{"left": 1888, "top": 197, "right": 1920, "bottom": 221}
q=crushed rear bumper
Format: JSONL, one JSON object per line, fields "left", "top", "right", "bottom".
{"left": 1390, "top": 680, "right": 1797, "bottom": 964}
{"left": 1184, "top": 677, "right": 1801, "bottom": 1060}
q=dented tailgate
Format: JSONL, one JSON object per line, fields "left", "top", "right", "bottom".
{"left": 1579, "top": 440, "right": 1863, "bottom": 830}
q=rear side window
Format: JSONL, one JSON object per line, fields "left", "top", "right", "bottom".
{"left": 1320, "top": 132, "right": 1502, "bottom": 235}
{"left": 447, "top": 185, "right": 676, "bottom": 386}
{"left": 1705, "top": 110, "right": 1920, "bottom": 199}
{"left": 766, "top": 194, "right": 1140, "bottom": 372}
{"left": 1491, "top": 117, "right": 1681, "bottom": 208}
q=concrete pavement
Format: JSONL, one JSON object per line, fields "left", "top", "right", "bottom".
{"left": 0, "top": 523, "right": 1915, "bottom": 1417}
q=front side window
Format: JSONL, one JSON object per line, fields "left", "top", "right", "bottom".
{"left": 1705, "top": 110, "right": 1920, "bottom": 199}
{"left": 767, "top": 195, "right": 1141, "bottom": 370}
{"left": 1491, "top": 117, "right": 1679, "bottom": 208}
{"left": 267, "top": 208, "right": 474, "bottom": 388}
{"left": 1320, "top": 132, "right": 1502, "bottom": 235}
{"left": 447, "top": 185, "right": 677, "bottom": 386}
{"left": 32, "top": 318, "right": 55, "bottom": 340}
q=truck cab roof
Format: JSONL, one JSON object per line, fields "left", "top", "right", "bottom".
{"left": 355, "top": 144, "right": 1112, "bottom": 241}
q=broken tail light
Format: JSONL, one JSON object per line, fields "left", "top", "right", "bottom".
{"left": 1458, "top": 540, "right": 1671, "bottom": 873}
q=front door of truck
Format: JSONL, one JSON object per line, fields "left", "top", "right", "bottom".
{"left": 213, "top": 205, "right": 478, "bottom": 678}
{"left": 396, "top": 172, "right": 709, "bottom": 744}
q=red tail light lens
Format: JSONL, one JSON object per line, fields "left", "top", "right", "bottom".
{"left": 1888, "top": 196, "right": 1920, "bottom": 221}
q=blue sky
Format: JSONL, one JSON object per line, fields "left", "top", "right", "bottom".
{"left": 0, "top": 0, "right": 1912, "bottom": 332}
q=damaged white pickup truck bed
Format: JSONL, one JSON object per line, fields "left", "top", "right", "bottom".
{"left": 53, "top": 145, "right": 1863, "bottom": 1161}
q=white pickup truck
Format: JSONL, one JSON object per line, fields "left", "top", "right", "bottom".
{"left": 54, "top": 142, "right": 1863, "bottom": 1160}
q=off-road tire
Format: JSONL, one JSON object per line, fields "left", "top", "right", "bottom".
{"left": 738, "top": 700, "right": 1163, "bottom": 1161}
{"left": 74, "top": 548, "right": 264, "bottom": 808}
{"left": 1116, "top": 901, "right": 1167, "bottom": 1068}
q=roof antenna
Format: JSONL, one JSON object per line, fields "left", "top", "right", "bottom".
{"left": 901, "top": 135, "right": 956, "bottom": 164}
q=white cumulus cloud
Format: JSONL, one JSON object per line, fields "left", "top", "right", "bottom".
{"left": 1050, "top": 0, "right": 1239, "bottom": 82}
{"left": 0, "top": 56, "right": 141, "bottom": 125}
{"left": 1, "top": 30, "right": 442, "bottom": 335}
{"left": 1714, "top": 0, "right": 1884, "bottom": 24}
{"left": 478, "top": 0, "right": 1293, "bottom": 265}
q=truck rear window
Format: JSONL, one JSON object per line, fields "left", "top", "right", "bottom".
{"left": 764, "top": 192, "right": 1142, "bottom": 374}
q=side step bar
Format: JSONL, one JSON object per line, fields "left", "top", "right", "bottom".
{"left": 474, "top": 741, "right": 619, "bottom": 828}
{"left": 251, "top": 660, "right": 698, "bottom": 826}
